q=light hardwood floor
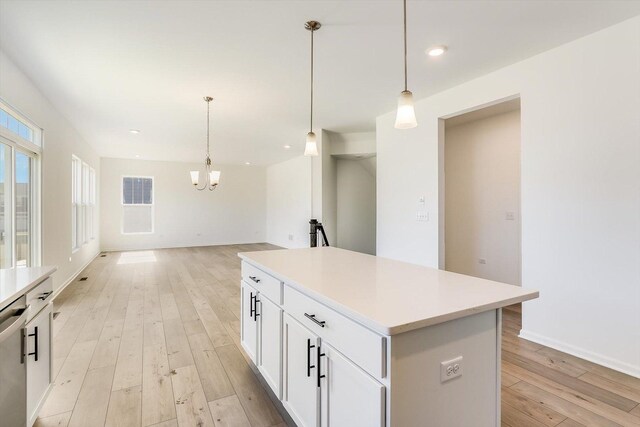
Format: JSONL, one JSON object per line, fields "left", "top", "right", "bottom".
{"left": 35, "top": 244, "right": 639, "bottom": 427}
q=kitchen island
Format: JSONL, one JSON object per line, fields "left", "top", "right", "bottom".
{"left": 239, "top": 247, "right": 538, "bottom": 427}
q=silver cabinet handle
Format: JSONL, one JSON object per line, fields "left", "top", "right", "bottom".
{"left": 249, "top": 276, "right": 261, "bottom": 284}
{"left": 304, "top": 313, "right": 326, "bottom": 328}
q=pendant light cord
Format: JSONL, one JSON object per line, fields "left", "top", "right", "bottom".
{"left": 403, "top": 0, "right": 408, "bottom": 92}
{"left": 206, "top": 99, "right": 211, "bottom": 157}
{"left": 310, "top": 26, "right": 314, "bottom": 132}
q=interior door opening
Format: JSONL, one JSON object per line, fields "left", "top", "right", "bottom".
{"left": 442, "top": 97, "right": 522, "bottom": 289}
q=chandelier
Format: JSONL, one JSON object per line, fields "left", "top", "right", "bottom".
{"left": 190, "top": 96, "right": 221, "bottom": 190}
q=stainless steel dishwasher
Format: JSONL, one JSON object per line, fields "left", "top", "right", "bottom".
{"left": 0, "top": 296, "right": 29, "bottom": 427}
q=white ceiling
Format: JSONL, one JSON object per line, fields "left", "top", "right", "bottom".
{"left": 1, "top": 1, "right": 639, "bottom": 165}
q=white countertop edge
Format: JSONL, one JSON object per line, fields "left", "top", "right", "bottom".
{"left": 0, "top": 266, "right": 57, "bottom": 311}
{"left": 238, "top": 253, "right": 538, "bottom": 336}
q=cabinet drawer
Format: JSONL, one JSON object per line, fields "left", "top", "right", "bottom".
{"left": 284, "top": 286, "right": 386, "bottom": 379}
{"left": 242, "top": 262, "right": 282, "bottom": 305}
{"left": 26, "top": 277, "right": 53, "bottom": 322}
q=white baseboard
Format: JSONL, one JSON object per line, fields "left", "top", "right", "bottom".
{"left": 51, "top": 251, "right": 101, "bottom": 301}
{"left": 519, "top": 329, "right": 640, "bottom": 379}
{"left": 100, "top": 240, "right": 269, "bottom": 253}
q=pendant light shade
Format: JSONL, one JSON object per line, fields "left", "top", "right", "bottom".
{"left": 190, "top": 170, "right": 199, "bottom": 186}
{"left": 304, "top": 131, "right": 319, "bottom": 156}
{"left": 395, "top": 90, "right": 417, "bottom": 129}
{"left": 304, "top": 21, "right": 321, "bottom": 156}
{"left": 395, "top": 0, "right": 417, "bottom": 129}
{"left": 209, "top": 170, "right": 221, "bottom": 186}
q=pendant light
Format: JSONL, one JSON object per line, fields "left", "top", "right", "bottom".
{"left": 395, "top": 0, "right": 417, "bottom": 129}
{"left": 304, "top": 20, "right": 321, "bottom": 156}
{"left": 190, "top": 96, "right": 221, "bottom": 191}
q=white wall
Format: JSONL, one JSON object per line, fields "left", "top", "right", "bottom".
{"left": 377, "top": 17, "right": 640, "bottom": 376}
{"left": 329, "top": 131, "right": 376, "bottom": 156}
{"left": 266, "top": 156, "right": 312, "bottom": 248}
{"left": 322, "top": 131, "right": 337, "bottom": 246}
{"left": 0, "top": 50, "right": 100, "bottom": 292}
{"left": 445, "top": 110, "right": 521, "bottom": 286}
{"left": 336, "top": 157, "right": 376, "bottom": 255}
{"left": 100, "top": 158, "right": 266, "bottom": 251}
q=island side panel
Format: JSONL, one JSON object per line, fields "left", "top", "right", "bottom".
{"left": 389, "top": 309, "right": 499, "bottom": 427}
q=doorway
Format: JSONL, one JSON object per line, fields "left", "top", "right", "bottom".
{"left": 442, "top": 98, "right": 521, "bottom": 286}
{"left": 334, "top": 154, "right": 376, "bottom": 255}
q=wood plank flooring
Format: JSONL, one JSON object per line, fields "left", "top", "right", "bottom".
{"left": 36, "top": 244, "right": 640, "bottom": 427}
{"left": 501, "top": 304, "right": 640, "bottom": 427}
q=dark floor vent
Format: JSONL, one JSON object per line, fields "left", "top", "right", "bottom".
{"left": 52, "top": 312, "right": 61, "bottom": 320}
{"left": 79, "top": 277, "right": 88, "bottom": 281}
{"left": 100, "top": 253, "right": 107, "bottom": 257}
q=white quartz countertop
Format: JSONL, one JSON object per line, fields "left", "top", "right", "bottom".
{"left": 239, "top": 247, "right": 538, "bottom": 335}
{"left": 0, "top": 266, "right": 57, "bottom": 310}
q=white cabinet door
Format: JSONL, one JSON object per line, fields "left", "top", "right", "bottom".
{"left": 258, "top": 295, "right": 282, "bottom": 398}
{"left": 283, "top": 314, "right": 320, "bottom": 427}
{"left": 26, "top": 303, "right": 52, "bottom": 427}
{"left": 320, "top": 342, "right": 385, "bottom": 427}
{"left": 240, "top": 281, "right": 258, "bottom": 364}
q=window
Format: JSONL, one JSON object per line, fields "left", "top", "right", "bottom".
{"left": 71, "top": 156, "right": 96, "bottom": 250}
{"left": 89, "top": 168, "right": 96, "bottom": 240}
{"left": 0, "top": 106, "right": 36, "bottom": 144}
{"left": 122, "top": 176, "right": 153, "bottom": 234}
{"left": 0, "top": 101, "right": 41, "bottom": 268}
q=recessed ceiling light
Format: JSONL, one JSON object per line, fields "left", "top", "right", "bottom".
{"left": 135, "top": 155, "right": 140, "bottom": 158}
{"left": 129, "top": 129, "right": 141, "bottom": 134}
{"left": 245, "top": 162, "right": 251, "bottom": 165}
{"left": 427, "top": 46, "right": 447, "bottom": 57}
{"left": 283, "top": 145, "right": 291, "bottom": 149}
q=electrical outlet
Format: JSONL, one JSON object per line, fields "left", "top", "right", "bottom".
{"left": 505, "top": 211, "right": 515, "bottom": 221}
{"left": 288, "top": 234, "right": 294, "bottom": 241}
{"left": 478, "top": 258, "right": 487, "bottom": 264}
{"left": 441, "top": 356, "right": 463, "bottom": 383}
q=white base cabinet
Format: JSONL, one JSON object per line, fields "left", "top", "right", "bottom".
{"left": 240, "top": 262, "right": 386, "bottom": 427}
{"left": 321, "top": 342, "right": 385, "bottom": 427}
{"left": 241, "top": 281, "right": 258, "bottom": 362}
{"left": 240, "top": 279, "right": 283, "bottom": 399}
{"left": 26, "top": 303, "right": 52, "bottom": 427}
{"left": 283, "top": 314, "right": 320, "bottom": 427}
{"left": 258, "top": 295, "right": 282, "bottom": 398}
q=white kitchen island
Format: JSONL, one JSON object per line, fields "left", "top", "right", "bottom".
{"left": 239, "top": 247, "right": 538, "bottom": 427}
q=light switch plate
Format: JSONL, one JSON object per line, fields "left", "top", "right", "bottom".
{"left": 441, "top": 356, "right": 463, "bottom": 382}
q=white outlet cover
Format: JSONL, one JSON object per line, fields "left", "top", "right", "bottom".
{"left": 440, "top": 356, "right": 463, "bottom": 383}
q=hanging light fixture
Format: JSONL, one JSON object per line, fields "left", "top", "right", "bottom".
{"left": 395, "top": 0, "right": 417, "bottom": 129}
{"left": 304, "top": 20, "right": 321, "bottom": 156}
{"left": 190, "top": 96, "right": 221, "bottom": 190}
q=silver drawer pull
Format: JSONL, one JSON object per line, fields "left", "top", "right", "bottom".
{"left": 249, "top": 276, "right": 261, "bottom": 284}
{"left": 304, "top": 313, "right": 326, "bottom": 328}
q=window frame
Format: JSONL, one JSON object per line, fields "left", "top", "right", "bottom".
{"left": 0, "top": 98, "right": 42, "bottom": 268}
{"left": 71, "top": 155, "right": 96, "bottom": 252}
{"left": 121, "top": 175, "right": 154, "bottom": 235}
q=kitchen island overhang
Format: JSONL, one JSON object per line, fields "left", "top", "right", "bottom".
{"left": 238, "top": 247, "right": 538, "bottom": 426}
